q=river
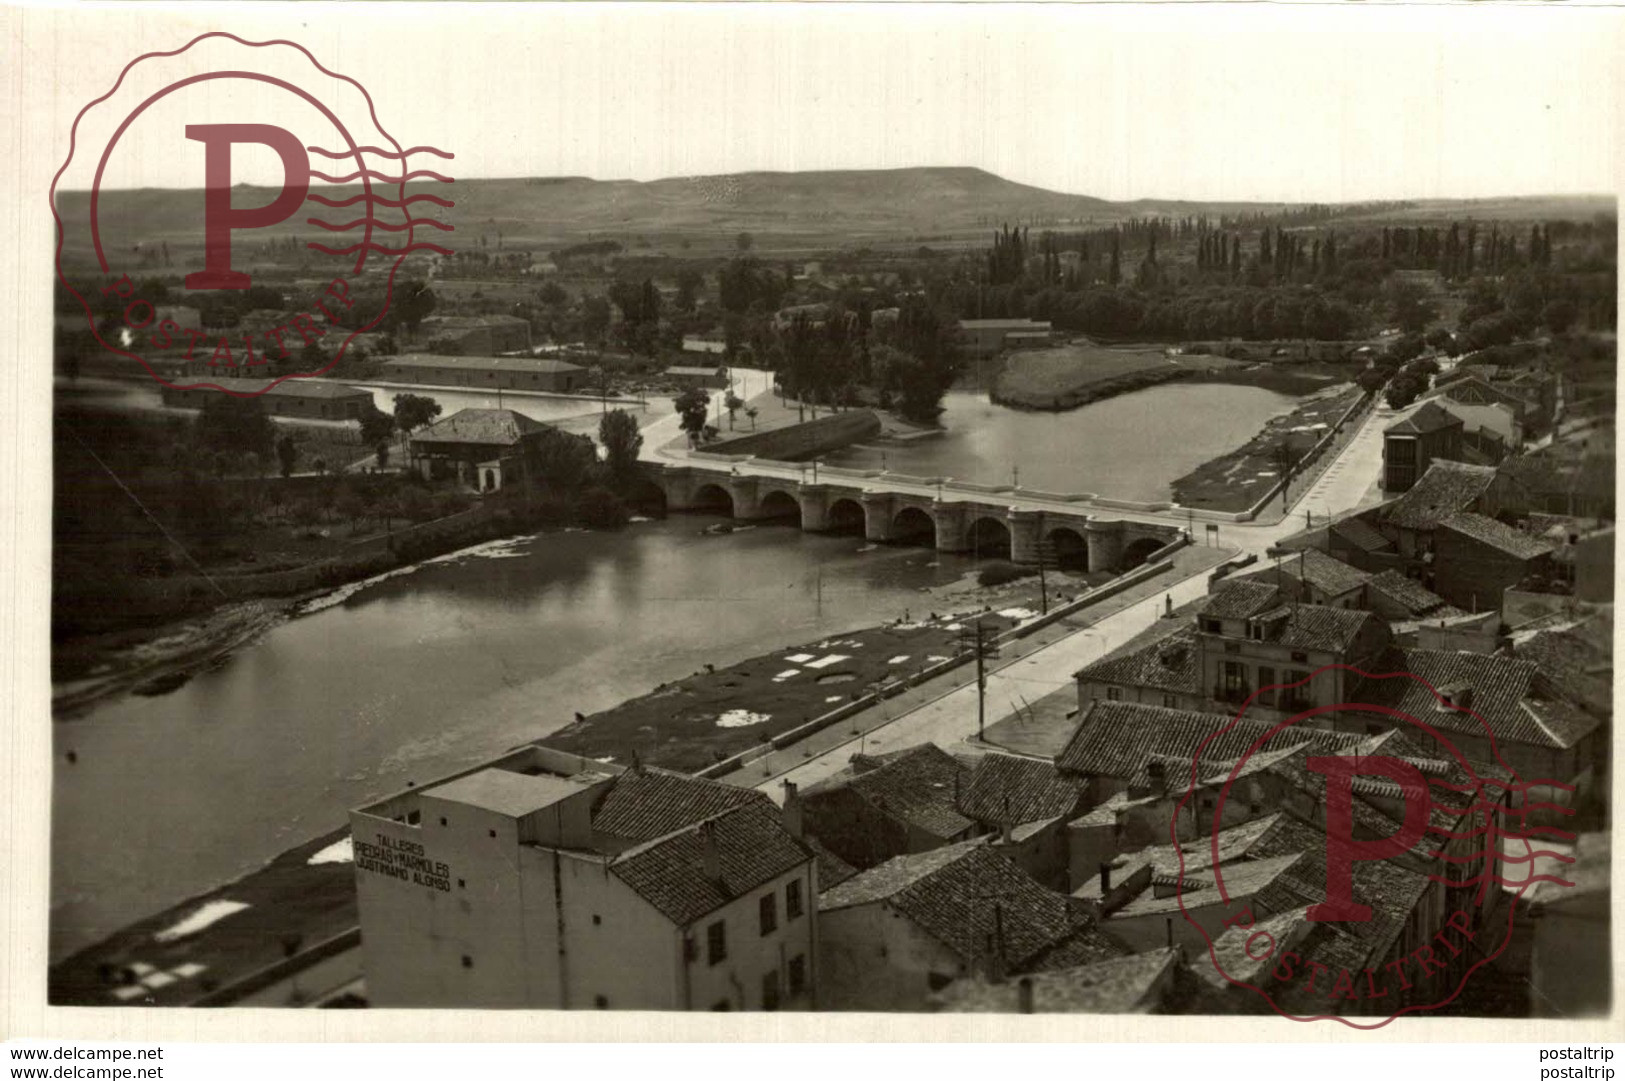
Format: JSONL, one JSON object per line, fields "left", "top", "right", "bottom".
{"left": 49, "top": 517, "right": 977, "bottom": 960}
{"left": 824, "top": 383, "right": 1300, "bottom": 500}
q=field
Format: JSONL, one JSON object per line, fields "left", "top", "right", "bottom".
{"left": 992, "top": 341, "right": 1248, "bottom": 410}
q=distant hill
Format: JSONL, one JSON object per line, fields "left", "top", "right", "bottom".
{"left": 55, "top": 166, "right": 1613, "bottom": 261}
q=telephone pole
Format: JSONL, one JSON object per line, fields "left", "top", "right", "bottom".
{"left": 1033, "top": 538, "right": 1057, "bottom": 616}
{"left": 958, "top": 618, "right": 1000, "bottom": 741}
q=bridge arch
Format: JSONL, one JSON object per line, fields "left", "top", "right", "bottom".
{"left": 692, "top": 483, "right": 734, "bottom": 516}
{"left": 890, "top": 505, "right": 936, "bottom": 547}
{"left": 1122, "top": 535, "right": 1165, "bottom": 569}
{"left": 826, "top": 498, "right": 866, "bottom": 535}
{"left": 968, "top": 516, "right": 1012, "bottom": 560}
{"left": 758, "top": 488, "right": 801, "bottom": 521}
{"left": 1046, "top": 526, "right": 1088, "bottom": 570}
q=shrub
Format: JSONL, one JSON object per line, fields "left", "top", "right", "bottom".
{"left": 576, "top": 486, "right": 630, "bottom": 529}
{"left": 977, "top": 560, "right": 1035, "bottom": 588}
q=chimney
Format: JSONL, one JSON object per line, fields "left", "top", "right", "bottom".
{"left": 699, "top": 820, "right": 721, "bottom": 881}
{"left": 1017, "top": 977, "right": 1035, "bottom": 1015}
{"left": 1098, "top": 861, "right": 1112, "bottom": 894}
{"left": 782, "top": 780, "right": 803, "bottom": 839}
{"left": 1000, "top": 794, "right": 1013, "bottom": 845}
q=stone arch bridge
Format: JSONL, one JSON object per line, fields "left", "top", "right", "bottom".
{"left": 654, "top": 465, "right": 1181, "bottom": 572}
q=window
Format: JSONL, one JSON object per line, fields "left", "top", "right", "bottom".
{"left": 488, "top": 829, "right": 497, "bottom": 838}
{"left": 711, "top": 1000, "right": 732, "bottom": 1011}
{"left": 1163, "top": 694, "right": 1179, "bottom": 708}
{"left": 594, "top": 995, "right": 609, "bottom": 1009}
{"left": 592, "top": 914, "right": 602, "bottom": 926}
{"left": 439, "top": 817, "right": 448, "bottom": 827}
{"left": 707, "top": 919, "right": 727, "bottom": 965}
{"left": 457, "top": 878, "right": 465, "bottom": 889}
{"left": 1285, "top": 669, "right": 1313, "bottom": 709}
{"left": 1256, "top": 665, "right": 1276, "bottom": 707}
{"left": 1201, "top": 619, "right": 1221, "bottom": 634}
{"left": 788, "top": 955, "right": 807, "bottom": 996}
{"left": 1106, "top": 686, "right": 1122, "bottom": 702}
{"left": 1291, "top": 651, "right": 1309, "bottom": 664}
{"left": 759, "top": 892, "right": 777, "bottom": 935}
{"left": 461, "top": 955, "right": 473, "bottom": 969}
{"left": 762, "top": 970, "right": 781, "bottom": 1012}
{"left": 786, "top": 879, "right": 804, "bottom": 920}
{"left": 927, "top": 972, "right": 954, "bottom": 992}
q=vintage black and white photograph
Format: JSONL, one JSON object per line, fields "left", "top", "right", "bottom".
{"left": 24, "top": 2, "right": 1618, "bottom": 1027}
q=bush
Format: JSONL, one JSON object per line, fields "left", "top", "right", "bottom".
{"left": 576, "top": 486, "right": 630, "bottom": 530}
{"left": 977, "top": 560, "right": 1035, "bottom": 588}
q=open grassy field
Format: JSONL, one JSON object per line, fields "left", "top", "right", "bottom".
{"left": 992, "top": 341, "right": 1249, "bottom": 410}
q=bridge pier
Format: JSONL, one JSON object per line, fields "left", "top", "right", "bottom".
{"left": 797, "top": 483, "right": 832, "bottom": 532}
{"left": 1086, "top": 519, "right": 1126, "bottom": 572}
{"left": 932, "top": 501, "right": 970, "bottom": 552}
{"left": 1007, "top": 508, "right": 1045, "bottom": 565}
{"left": 860, "top": 492, "right": 895, "bottom": 543}
{"left": 659, "top": 465, "right": 702, "bottom": 512}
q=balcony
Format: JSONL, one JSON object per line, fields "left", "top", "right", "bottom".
{"left": 1212, "top": 685, "right": 1253, "bottom": 706}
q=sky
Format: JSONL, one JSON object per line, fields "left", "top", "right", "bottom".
{"left": 19, "top": 3, "right": 1625, "bottom": 203}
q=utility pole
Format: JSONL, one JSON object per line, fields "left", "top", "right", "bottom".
{"left": 958, "top": 618, "right": 999, "bottom": 741}
{"left": 1034, "top": 538, "right": 1056, "bottom": 616}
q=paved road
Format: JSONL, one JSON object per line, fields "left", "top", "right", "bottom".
{"left": 741, "top": 385, "right": 1408, "bottom": 798}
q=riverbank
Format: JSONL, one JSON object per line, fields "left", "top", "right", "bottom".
{"left": 1170, "top": 383, "right": 1365, "bottom": 512}
{"left": 46, "top": 558, "right": 1093, "bottom": 1004}
{"left": 990, "top": 340, "right": 1252, "bottom": 411}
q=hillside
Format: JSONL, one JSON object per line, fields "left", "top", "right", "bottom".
{"left": 55, "top": 166, "right": 1614, "bottom": 263}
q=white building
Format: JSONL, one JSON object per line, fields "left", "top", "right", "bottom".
{"left": 351, "top": 745, "right": 818, "bottom": 1010}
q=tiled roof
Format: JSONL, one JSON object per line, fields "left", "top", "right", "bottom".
{"left": 1112, "top": 852, "right": 1309, "bottom": 918}
{"left": 1382, "top": 460, "right": 1497, "bottom": 530}
{"left": 1279, "top": 549, "right": 1372, "bottom": 597}
{"left": 821, "top": 841, "right": 1087, "bottom": 968}
{"left": 1329, "top": 515, "right": 1392, "bottom": 553}
{"left": 1056, "top": 702, "right": 1364, "bottom": 782}
{"left": 1368, "top": 569, "right": 1451, "bottom": 617}
{"left": 1075, "top": 627, "right": 1200, "bottom": 696}
{"left": 842, "top": 744, "right": 974, "bottom": 840}
{"left": 409, "top": 407, "right": 553, "bottom": 446}
{"left": 424, "top": 314, "right": 530, "bottom": 328}
{"left": 592, "top": 768, "right": 772, "bottom": 843}
{"left": 1199, "top": 580, "right": 1282, "bottom": 621}
{"left": 610, "top": 802, "right": 812, "bottom": 927}
{"left": 1514, "top": 615, "right": 1613, "bottom": 717}
{"left": 1250, "top": 604, "right": 1382, "bottom": 653}
{"left": 1022, "top": 921, "right": 1133, "bottom": 973}
{"left": 1347, "top": 647, "right": 1600, "bottom": 752}
{"left": 391, "top": 353, "right": 583, "bottom": 374}
{"left": 958, "top": 753, "right": 1087, "bottom": 828}
{"left": 805, "top": 836, "right": 860, "bottom": 890}
{"left": 1385, "top": 400, "right": 1464, "bottom": 436}
{"left": 931, "top": 949, "right": 1175, "bottom": 1013}
{"left": 1439, "top": 512, "right": 1557, "bottom": 560}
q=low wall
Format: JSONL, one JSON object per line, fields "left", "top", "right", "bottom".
{"left": 1239, "top": 390, "right": 1374, "bottom": 523}
{"left": 705, "top": 410, "right": 882, "bottom": 460}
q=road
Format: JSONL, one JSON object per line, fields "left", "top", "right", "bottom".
{"left": 738, "top": 386, "right": 1406, "bottom": 798}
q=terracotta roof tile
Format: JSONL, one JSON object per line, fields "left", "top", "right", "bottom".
{"left": 1439, "top": 511, "right": 1557, "bottom": 560}
{"left": 609, "top": 802, "right": 812, "bottom": 927}
{"left": 1382, "top": 461, "right": 1497, "bottom": 530}
{"left": 593, "top": 768, "right": 772, "bottom": 843}
{"left": 958, "top": 753, "right": 1088, "bottom": 828}
{"left": 409, "top": 407, "right": 555, "bottom": 446}
{"left": 931, "top": 949, "right": 1174, "bottom": 1013}
{"left": 1199, "top": 580, "right": 1282, "bottom": 621}
{"left": 1075, "top": 627, "right": 1200, "bottom": 696}
{"left": 1368, "top": 569, "right": 1452, "bottom": 617}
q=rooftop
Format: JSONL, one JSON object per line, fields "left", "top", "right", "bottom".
{"left": 1056, "top": 702, "right": 1365, "bottom": 782}
{"left": 1382, "top": 460, "right": 1497, "bottom": 530}
{"left": 1385, "top": 400, "right": 1465, "bottom": 436}
{"left": 425, "top": 767, "right": 600, "bottom": 818}
{"left": 1438, "top": 511, "right": 1558, "bottom": 560}
{"left": 1075, "top": 627, "right": 1200, "bottom": 696}
{"left": 1328, "top": 515, "right": 1393, "bottom": 553}
{"left": 609, "top": 802, "right": 812, "bottom": 927}
{"left": 1367, "top": 569, "right": 1452, "bottom": 617}
{"left": 1198, "top": 579, "right": 1282, "bottom": 621}
{"left": 389, "top": 353, "right": 585, "bottom": 374}
{"left": 1271, "top": 548, "right": 1373, "bottom": 597}
{"left": 410, "top": 407, "right": 554, "bottom": 447}
{"left": 930, "top": 949, "right": 1179, "bottom": 1014}
{"left": 821, "top": 841, "right": 1095, "bottom": 969}
{"left": 593, "top": 768, "right": 774, "bottom": 844}
{"left": 1347, "top": 647, "right": 1600, "bottom": 751}
{"left": 1246, "top": 604, "right": 1383, "bottom": 654}
{"left": 958, "top": 753, "right": 1088, "bottom": 828}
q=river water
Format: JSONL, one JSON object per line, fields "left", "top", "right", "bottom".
{"left": 824, "top": 384, "right": 1299, "bottom": 500}
{"left": 49, "top": 518, "right": 977, "bottom": 959}
{"left": 49, "top": 377, "right": 1307, "bottom": 960}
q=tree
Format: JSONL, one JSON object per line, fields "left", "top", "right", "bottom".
{"left": 673, "top": 387, "right": 710, "bottom": 444}
{"left": 392, "top": 392, "right": 442, "bottom": 460}
{"left": 724, "top": 392, "right": 744, "bottom": 430}
{"left": 394, "top": 280, "right": 437, "bottom": 337}
{"left": 524, "top": 428, "right": 597, "bottom": 496}
{"left": 675, "top": 269, "right": 702, "bottom": 313}
{"left": 1385, "top": 371, "right": 1427, "bottom": 410}
{"left": 736, "top": 232, "right": 754, "bottom": 253}
{"left": 1541, "top": 299, "right": 1578, "bottom": 335}
{"left": 744, "top": 405, "right": 760, "bottom": 431}
{"left": 598, "top": 409, "right": 644, "bottom": 481}
{"left": 358, "top": 404, "right": 395, "bottom": 448}
{"left": 581, "top": 295, "right": 611, "bottom": 345}
{"left": 194, "top": 395, "right": 274, "bottom": 459}
{"left": 1355, "top": 368, "right": 1389, "bottom": 396}
{"left": 575, "top": 486, "right": 630, "bottom": 529}
{"left": 276, "top": 434, "right": 298, "bottom": 478}
{"left": 1385, "top": 280, "right": 1437, "bottom": 335}
{"left": 375, "top": 442, "right": 390, "bottom": 470}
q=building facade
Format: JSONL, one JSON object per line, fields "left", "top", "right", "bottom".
{"left": 382, "top": 354, "right": 585, "bottom": 393}
{"left": 159, "top": 377, "right": 373, "bottom": 421}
